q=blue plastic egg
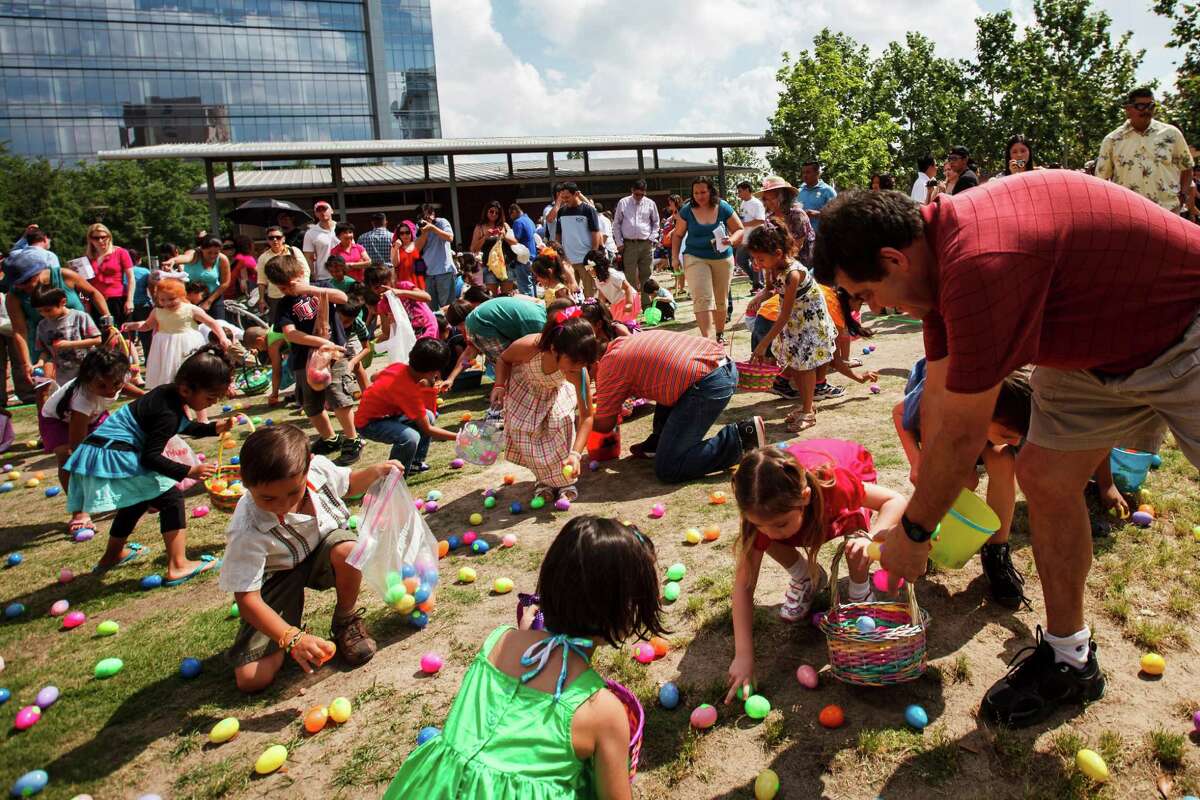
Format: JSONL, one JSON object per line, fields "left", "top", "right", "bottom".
{"left": 0, "top": 483, "right": 12, "bottom": 493}
{"left": 32, "top": 367, "right": 44, "bottom": 378}
{"left": 140, "top": 574, "right": 163, "bottom": 590}
{"left": 426, "top": 490, "right": 442, "bottom": 502}
{"left": 222, "top": 405, "right": 233, "bottom": 412}
{"left": 905, "top": 704, "right": 929, "bottom": 730}
{"left": 863, "top": 346, "right": 871, "bottom": 354}
{"left": 230, "top": 456, "right": 240, "bottom": 465}
{"left": 410, "top": 610, "right": 429, "bottom": 628}
{"left": 510, "top": 502, "right": 523, "bottom": 514}
{"left": 414, "top": 586, "right": 431, "bottom": 603}
{"left": 10, "top": 769, "right": 48, "bottom": 797}
{"left": 180, "top": 657, "right": 202, "bottom": 679}
{"left": 658, "top": 682, "right": 681, "bottom": 709}
{"left": 416, "top": 725, "right": 440, "bottom": 745}
{"left": 43, "top": 487, "right": 60, "bottom": 498}
{"left": 855, "top": 616, "right": 877, "bottom": 634}
{"left": 1131, "top": 511, "right": 1153, "bottom": 527}
{"left": 6, "top": 553, "right": 23, "bottom": 567}
{"left": 423, "top": 568, "right": 439, "bottom": 585}
{"left": 0, "top": 688, "right": 10, "bottom": 704}
{"left": 447, "top": 535, "right": 460, "bottom": 550}
{"left": 4, "top": 603, "right": 25, "bottom": 619}
{"left": 472, "top": 540, "right": 490, "bottom": 555}
{"left": 401, "top": 564, "right": 417, "bottom": 578}
{"left": 1150, "top": 454, "right": 1162, "bottom": 468}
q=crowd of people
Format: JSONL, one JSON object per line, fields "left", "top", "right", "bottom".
{"left": 2, "top": 83, "right": 1199, "bottom": 798}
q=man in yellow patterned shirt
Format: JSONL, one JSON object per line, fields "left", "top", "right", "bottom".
{"left": 1096, "top": 87, "right": 1196, "bottom": 216}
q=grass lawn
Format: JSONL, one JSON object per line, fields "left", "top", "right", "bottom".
{"left": 0, "top": 282, "right": 1197, "bottom": 799}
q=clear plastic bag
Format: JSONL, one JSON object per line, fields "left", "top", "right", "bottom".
{"left": 455, "top": 409, "right": 505, "bottom": 466}
{"left": 164, "top": 434, "right": 199, "bottom": 491}
{"left": 346, "top": 467, "right": 440, "bottom": 627}
{"left": 306, "top": 344, "right": 339, "bottom": 391}
{"left": 376, "top": 290, "right": 416, "bottom": 364}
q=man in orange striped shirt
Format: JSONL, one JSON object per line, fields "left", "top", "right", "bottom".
{"left": 593, "top": 330, "right": 764, "bottom": 482}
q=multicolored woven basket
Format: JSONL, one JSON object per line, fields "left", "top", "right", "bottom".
{"left": 735, "top": 360, "right": 781, "bottom": 392}
{"left": 204, "top": 465, "right": 243, "bottom": 512}
{"left": 606, "top": 680, "right": 645, "bottom": 780}
{"left": 819, "top": 542, "right": 930, "bottom": 686}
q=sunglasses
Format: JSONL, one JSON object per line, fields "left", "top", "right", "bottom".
{"left": 267, "top": 235, "right": 283, "bottom": 241}
{"left": 946, "top": 154, "right": 965, "bottom": 161}
{"left": 1130, "top": 101, "right": 1155, "bottom": 112}
{"left": 90, "top": 235, "right": 110, "bottom": 241}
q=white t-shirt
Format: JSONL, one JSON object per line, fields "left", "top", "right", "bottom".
{"left": 41, "top": 378, "right": 117, "bottom": 422}
{"left": 595, "top": 269, "right": 629, "bottom": 305}
{"left": 739, "top": 196, "right": 766, "bottom": 228}
{"left": 219, "top": 456, "right": 352, "bottom": 593}
{"left": 302, "top": 224, "right": 337, "bottom": 281}
{"left": 199, "top": 318, "right": 242, "bottom": 343}
{"left": 597, "top": 214, "right": 617, "bottom": 257}
{"left": 911, "top": 172, "right": 934, "bottom": 203}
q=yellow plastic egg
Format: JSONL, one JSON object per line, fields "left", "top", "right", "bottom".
{"left": 209, "top": 716, "right": 240, "bottom": 743}
{"left": 754, "top": 768, "right": 780, "bottom": 800}
{"left": 867, "top": 541, "right": 883, "bottom": 561}
{"left": 329, "top": 696, "right": 352, "bottom": 724}
{"left": 493, "top": 577, "right": 514, "bottom": 594}
{"left": 1075, "top": 748, "right": 1108, "bottom": 782}
{"left": 1139, "top": 652, "right": 1165, "bottom": 675}
{"left": 6, "top": 471, "right": 19, "bottom": 480}
{"left": 394, "top": 594, "right": 416, "bottom": 614}
{"left": 24, "top": 478, "right": 39, "bottom": 488}
{"left": 469, "top": 512, "right": 483, "bottom": 525}
{"left": 254, "top": 744, "right": 288, "bottom": 774}
{"left": 458, "top": 567, "right": 477, "bottom": 583}
{"left": 684, "top": 528, "right": 702, "bottom": 544}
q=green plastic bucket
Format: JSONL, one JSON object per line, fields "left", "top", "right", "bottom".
{"left": 929, "top": 489, "right": 1000, "bottom": 569}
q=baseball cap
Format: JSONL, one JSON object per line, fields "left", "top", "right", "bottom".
{"left": 314, "top": 200, "right": 332, "bottom": 211}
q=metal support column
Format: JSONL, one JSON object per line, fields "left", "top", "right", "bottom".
{"left": 582, "top": 150, "right": 590, "bottom": 175}
{"left": 331, "top": 158, "right": 347, "bottom": 221}
{"left": 423, "top": 155, "right": 430, "bottom": 180}
{"left": 226, "top": 161, "right": 236, "bottom": 191}
{"left": 716, "top": 147, "right": 726, "bottom": 195}
{"left": 506, "top": 152, "right": 514, "bottom": 178}
{"left": 547, "top": 151, "right": 556, "bottom": 192}
{"left": 447, "top": 154, "right": 461, "bottom": 238}
{"left": 653, "top": 149, "right": 660, "bottom": 169}
{"left": 204, "top": 160, "right": 220, "bottom": 234}
{"left": 637, "top": 149, "right": 645, "bottom": 179}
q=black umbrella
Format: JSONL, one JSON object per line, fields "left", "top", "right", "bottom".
{"left": 229, "top": 198, "right": 313, "bottom": 228}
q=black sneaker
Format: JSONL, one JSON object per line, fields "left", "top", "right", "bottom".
{"left": 715, "top": 332, "right": 727, "bottom": 345}
{"left": 981, "top": 626, "right": 1106, "bottom": 728}
{"left": 312, "top": 434, "right": 342, "bottom": 456}
{"left": 980, "top": 543, "right": 1030, "bottom": 609}
{"left": 813, "top": 383, "right": 846, "bottom": 399}
{"left": 337, "top": 436, "right": 365, "bottom": 466}
{"left": 736, "top": 416, "right": 766, "bottom": 453}
{"left": 630, "top": 437, "right": 658, "bottom": 459}
{"left": 770, "top": 377, "right": 799, "bottom": 399}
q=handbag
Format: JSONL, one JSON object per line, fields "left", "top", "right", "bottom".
{"left": 413, "top": 257, "right": 428, "bottom": 277}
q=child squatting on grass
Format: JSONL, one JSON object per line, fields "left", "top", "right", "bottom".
{"left": 219, "top": 423, "right": 403, "bottom": 692}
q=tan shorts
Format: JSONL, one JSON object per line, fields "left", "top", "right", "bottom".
{"left": 682, "top": 254, "right": 733, "bottom": 314}
{"left": 294, "top": 356, "right": 356, "bottom": 417}
{"left": 1029, "top": 313, "right": 1200, "bottom": 464}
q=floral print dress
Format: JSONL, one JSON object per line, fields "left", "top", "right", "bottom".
{"left": 773, "top": 260, "right": 837, "bottom": 372}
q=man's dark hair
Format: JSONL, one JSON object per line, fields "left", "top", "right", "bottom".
{"left": 559, "top": 181, "right": 580, "bottom": 194}
{"left": 371, "top": 212, "right": 387, "bottom": 224}
{"left": 811, "top": 190, "right": 924, "bottom": 285}
{"left": 264, "top": 225, "right": 283, "bottom": 237}
{"left": 409, "top": 337, "right": 450, "bottom": 374}
{"left": 917, "top": 154, "right": 935, "bottom": 172}
{"left": 1126, "top": 87, "right": 1155, "bottom": 104}
{"left": 552, "top": 182, "right": 565, "bottom": 195}
{"left": 508, "top": 202, "right": 523, "bottom": 216}
{"left": 25, "top": 230, "right": 49, "bottom": 246}
{"left": 631, "top": 178, "right": 647, "bottom": 191}
{"left": 736, "top": 180, "right": 753, "bottom": 192}
{"left": 420, "top": 203, "right": 438, "bottom": 218}
{"left": 240, "top": 424, "right": 311, "bottom": 486}
{"left": 802, "top": 160, "right": 821, "bottom": 169}
{"left": 948, "top": 145, "right": 970, "bottom": 158}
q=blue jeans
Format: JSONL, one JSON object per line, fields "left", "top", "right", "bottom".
{"left": 750, "top": 314, "right": 774, "bottom": 357}
{"left": 509, "top": 263, "right": 535, "bottom": 297}
{"left": 426, "top": 272, "right": 457, "bottom": 310}
{"left": 359, "top": 411, "right": 434, "bottom": 472}
{"left": 650, "top": 361, "right": 742, "bottom": 483}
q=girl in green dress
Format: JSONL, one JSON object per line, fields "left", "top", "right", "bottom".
{"left": 383, "top": 516, "right": 667, "bottom": 800}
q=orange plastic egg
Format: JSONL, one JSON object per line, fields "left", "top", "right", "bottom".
{"left": 703, "top": 525, "right": 721, "bottom": 542}
{"left": 503, "top": 474, "right": 516, "bottom": 485}
{"left": 818, "top": 704, "right": 845, "bottom": 729}
{"left": 1138, "top": 504, "right": 1155, "bottom": 515}
{"left": 316, "top": 643, "right": 336, "bottom": 666}
{"left": 404, "top": 576, "right": 420, "bottom": 593}
{"left": 650, "top": 636, "right": 670, "bottom": 658}
{"left": 709, "top": 491, "right": 727, "bottom": 505}
{"left": 437, "top": 540, "right": 450, "bottom": 558}
{"left": 418, "top": 598, "right": 436, "bottom": 613}
{"left": 303, "top": 705, "right": 329, "bottom": 733}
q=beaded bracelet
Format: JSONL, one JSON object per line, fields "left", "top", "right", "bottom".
{"left": 276, "top": 626, "right": 300, "bottom": 650}
{"left": 284, "top": 628, "right": 305, "bottom": 654}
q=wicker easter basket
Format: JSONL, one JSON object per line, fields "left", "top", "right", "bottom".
{"left": 818, "top": 542, "right": 930, "bottom": 686}
{"left": 735, "top": 360, "right": 781, "bottom": 392}
{"left": 234, "top": 367, "right": 271, "bottom": 396}
{"left": 204, "top": 465, "right": 244, "bottom": 512}
{"left": 606, "top": 680, "right": 645, "bottom": 780}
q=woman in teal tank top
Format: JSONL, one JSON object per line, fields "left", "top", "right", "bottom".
{"left": 179, "top": 237, "right": 231, "bottom": 321}
{"left": 383, "top": 516, "right": 667, "bottom": 800}
{"left": 5, "top": 262, "right": 107, "bottom": 366}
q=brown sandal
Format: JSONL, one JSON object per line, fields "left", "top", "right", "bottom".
{"left": 786, "top": 411, "right": 817, "bottom": 433}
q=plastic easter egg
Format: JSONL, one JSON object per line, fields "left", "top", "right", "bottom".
{"left": 5, "top": 603, "right": 25, "bottom": 619}
{"left": 796, "top": 664, "right": 819, "bottom": 689}
{"left": 684, "top": 528, "right": 702, "bottom": 544}
{"left": 867, "top": 541, "right": 883, "bottom": 561}
{"left": 1139, "top": 652, "right": 1165, "bottom": 675}
{"left": 1131, "top": 511, "right": 1152, "bottom": 527}
{"left": 1138, "top": 504, "right": 1155, "bottom": 516}
{"left": 209, "top": 480, "right": 227, "bottom": 493}
{"left": 658, "top": 682, "right": 680, "bottom": 709}
{"left": 22, "top": 478, "right": 38, "bottom": 489}
{"left": 191, "top": 505, "right": 209, "bottom": 519}
{"left": 180, "top": 657, "right": 202, "bottom": 679}
{"left": 1194, "top": 524, "right": 1200, "bottom": 542}
{"left": 394, "top": 594, "right": 416, "bottom": 614}
{"left": 633, "top": 643, "right": 655, "bottom": 664}
{"left": 649, "top": 503, "right": 665, "bottom": 518}
{"left": 872, "top": 569, "right": 904, "bottom": 593}
{"left": 1193, "top": 709, "right": 1200, "bottom": 732}
{"left": 735, "top": 683, "right": 756, "bottom": 701}
{"left": 663, "top": 581, "right": 681, "bottom": 602}
{"left": 709, "top": 490, "right": 727, "bottom": 505}
{"left": 493, "top": 577, "right": 514, "bottom": 594}
{"left": 868, "top": 344, "right": 876, "bottom": 352}
{"left": 329, "top": 696, "right": 352, "bottom": 723}
{"left": 6, "top": 553, "right": 22, "bottom": 567}
{"left": 414, "top": 498, "right": 425, "bottom": 511}
{"left": 424, "top": 501, "right": 439, "bottom": 513}
{"left": 863, "top": 346, "right": 871, "bottom": 354}
{"left": 437, "top": 540, "right": 449, "bottom": 558}
{"left": 554, "top": 498, "right": 570, "bottom": 511}
{"left": 416, "top": 725, "right": 440, "bottom": 745}
{"left": 690, "top": 703, "right": 718, "bottom": 729}
{"left": 530, "top": 495, "right": 546, "bottom": 510}
{"left": 5, "top": 471, "right": 17, "bottom": 480}
{"left": 0, "top": 464, "right": 9, "bottom": 471}
{"left": 446, "top": 535, "right": 460, "bottom": 552}
{"left": 589, "top": 460, "right": 599, "bottom": 471}
{"left": 254, "top": 744, "right": 288, "bottom": 774}
{"left": 1150, "top": 453, "right": 1163, "bottom": 468}
{"left": 0, "top": 688, "right": 9, "bottom": 704}
{"left": 818, "top": 704, "right": 845, "bottom": 728}
{"left": 472, "top": 540, "right": 489, "bottom": 555}
{"left": 1075, "top": 749, "right": 1108, "bottom": 782}
{"left": 139, "top": 574, "right": 162, "bottom": 590}
{"left": 93, "top": 657, "right": 124, "bottom": 679}
{"left": 703, "top": 524, "right": 720, "bottom": 541}
{"left": 509, "top": 501, "right": 523, "bottom": 514}
{"left": 855, "top": 616, "right": 877, "bottom": 634}
{"left": 745, "top": 694, "right": 771, "bottom": 719}
{"left": 14, "top": 705, "right": 41, "bottom": 730}
{"left": 501, "top": 533, "right": 517, "bottom": 548}
{"left": 420, "top": 652, "right": 443, "bottom": 674}
{"left": 483, "top": 496, "right": 497, "bottom": 509}
{"left": 869, "top": 384, "right": 881, "bottom": 394}
{"left": 49, "top": 600, "right": 69, "bottom": 617}
{"left": 503, "top": 474, "right": 516, "bottom": 485}
{"left": 62, "top": 611, "right": 86, "bottom": 629}
{"left": 73, "top": 527, "right": 95, "bottom": 542}
{"left": 304, "top": 705, "right": 329, "bottom": 733}
{"left": 228, "top": 602, "right": 240, "bottom": 619}
{"left": 754, "top": 768, "right": 780, "bottom": 800}
{"left": 0, "top": 483, "right": 12, "bottom": 493}
{"left": 35, "top": 685, "right": 59, "bottom": 709}
{"left": 666, "top": 563, "right": 686, "bottom": 581}
{"left": 904, "top": 704, "right": 929, "bottom": 730}
{"left": 10, "top": 770, "right": 48, "bottom": 797}
{"left": 650, "top": 636, "right": 670, "bottom": 657}
{"left": 458, "top": 567, "right": 477, "bottom": 584}
{"left": 469, "top": 512, "right": 484, "bottom": 525}
{"left": 410, "top": 609, "right": 429, "bottom": 628}
{"left": 44, "top": 486, "right": 61, "bottom": 498}
{"left": 96, "top": 620, "right": 119, "bottom": 636}
{"left": 426, "top": 490, "right": 443, "bottom": 502}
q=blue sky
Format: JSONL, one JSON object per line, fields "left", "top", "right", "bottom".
{"left": 430, "top": 0, "right": 1179, "bottom": 155}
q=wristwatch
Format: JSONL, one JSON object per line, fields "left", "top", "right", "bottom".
{"left": 901, "top": 514, "right": 939, "bottom": 543}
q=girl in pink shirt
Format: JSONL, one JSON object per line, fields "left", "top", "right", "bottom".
{"left": 331, "top": 223, "right": 371, "bottom": 281}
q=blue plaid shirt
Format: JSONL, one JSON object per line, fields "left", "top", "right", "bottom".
{"left": 358, "top": 226, "right": 393, "bottom": 265}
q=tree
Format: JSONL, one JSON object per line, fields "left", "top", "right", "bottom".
{"left": 716, "top": 145, "right": 767, "bottom": 198}
{"left": 1153, "top": 0, "right": 1200, "bottom": 138}
{"left": 767, "top": 30, "right": 901, "bottom": 190}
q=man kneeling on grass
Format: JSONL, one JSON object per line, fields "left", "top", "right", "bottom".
{"left": 219, "top": 424, "right": 401, "bottom": 692}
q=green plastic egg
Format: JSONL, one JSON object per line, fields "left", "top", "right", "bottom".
{"left": 745, "top": 694, "right": 771, "bottom": 719}
{"left": 530, "top": 495, "right": 545, "bottom": 510}
{"left": 754, "top": 768, "right": 780, "bottom": 799}
{"left": 348, "top": 514, "right": 360, "bottom": 530}
{"left": 228, "top": 602, "right": 240, "bottom": 619}
{"left": 663, "top": 581, "right": 680, "bottom": 602}
{"left": 483, "top": 496, "right": 497, "bottom": 509}
{"left": 96, "top": 620, "right": 119, "bottom": 637}
{"left": 94, "top": 657, "right": 124, "bottom": 679}
{"left": 736, "top": 682, "right": 756, "bottom": 701}
{"left": 384, "top": 585, "right": 405, "bottom": 604}
{"left": 666, "top": 563, "right": 686, "bottom": 581}
{"left": 386, "top": 571, "right": 403, "bottom": 587}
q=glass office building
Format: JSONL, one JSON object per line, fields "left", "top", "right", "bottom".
{"left": 0, "top": 0, "right": 441, "bottom": 162}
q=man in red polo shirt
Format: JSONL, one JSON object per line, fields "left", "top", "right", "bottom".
{"left": 814, "top": 170, "right": 1200, "bottom": 728}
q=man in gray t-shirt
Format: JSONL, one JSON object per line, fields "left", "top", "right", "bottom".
{"left": 36, "top": 305, "right": 99, "bottom": 384}
{"left": 545, "top": 181, "right": 602, "bottom": 296}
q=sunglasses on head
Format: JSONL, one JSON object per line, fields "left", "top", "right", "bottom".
{"left": 1130, "top": 101, "right": 1155, "bottom": 112}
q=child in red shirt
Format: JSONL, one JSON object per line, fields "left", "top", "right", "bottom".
{"left": 355, "top": 338, "right": 457, "bottom": 473}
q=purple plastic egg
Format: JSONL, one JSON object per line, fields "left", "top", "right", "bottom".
{"left": 450, "top": 458, "right": 465, "bottom": 469}
{"left": 554, "top": 498, "right": 570, "bottom": 511}
{"left": 424, "top": 501, "right": 439, "bottom": 513}
{"left": 58, "top": 569, "right": 74, "bottom": 584}
{"left": 73, "top": 528, "right": 95, "bottom": 543}
{"left": 869, "top": 383, "right": 881, "bottom": 394}
{"left": 1131, "top": 511, "right": 1153, "bottom": 527}
{"left": 1193, "top": 709, "right": 1200, "bottom": 732}
{"left": 811, "top": 611, "right": 826, "bottom": 627}
{"left": 588, "top": 460, "right": 599, "bottom": 471}
{"left": 796, "top": 664, "right": 819, "bottom": 689}
{"left": 35, "top": 685, "right": 59, "bottom": 709}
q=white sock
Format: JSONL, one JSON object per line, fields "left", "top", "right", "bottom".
{"left": 848, "top": 579, "right": 870, "bottom": 602}
{"left": 1045, "top": 627, "right": 1091, "bottom": 670}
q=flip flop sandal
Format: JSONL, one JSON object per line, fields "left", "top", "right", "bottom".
{"left": 164, "top": 554, "right": 221, "bottom": 587}
{"left": 786, "top": 412, "right": 817, "bottom": 433}
{"left": 557, "top": 485, "right": 579, "bottom": 503}
{"left": 91, "top": 542, "right": 147, "bottom": 575}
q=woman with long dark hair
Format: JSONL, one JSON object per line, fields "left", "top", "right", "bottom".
{"left": 1002, "top": 134, "right": 1037, "bottom": 176}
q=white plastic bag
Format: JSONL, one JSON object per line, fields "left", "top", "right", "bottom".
{"left": 377, "top": 290, "right": 416, "bottom": 364}
{"left": 346, "top": 467, "right": 439, "bottom": 627}
{"left": 164, "top": 435, "right": 199, "bottom": 491}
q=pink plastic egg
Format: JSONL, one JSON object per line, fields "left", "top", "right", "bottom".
{"left": 872, "top": 569, "right": 904, "bottom": 593}
{"left": 633, "top": 643, "right": 655, "bottom": 664}
{"left": 501, "top": 534, "right": 517, "bottom": 548}
{"left": 554, "top": 498, "right": 570, "bottom": 511}
{"left": 414, "top": 498, "right": 425, "bottom": 510}
{"left": 462, "top": 531, "right": 478, "bottom": 546}
{"left": 58, "top": 569, "right": 74, "bottom": 584}
{"left": 14, "top": 705, "right": 41, "bottom": 730}
{"left": 49, "top": 600, "right": 69, "bottom": 617}
{"left": 450, "top": 458, "right": 464, "bottom": 469}
{"left": 869, "top": 383, "right": 881, "bottom": 394}
{"left": 689, "top": 704, "right": 718, "bottom": 729}
{"left": 192, "top": 505, "right": 210, "bottom": 518}
{"left": 811, "top": 611, "right": 826, "bottom": 627}
{"left": 649, "top": 503, "right": 665, "bottom": 519}
{"left": 62, "top": 610, "right": 86, "bottom": 629}
{"left": 419, "top": 652, "right": 443, "bottom": 674}
{"left": 796, "top": 664, "right": 819, "bottom": 689}
{"left": 196, "top": 453, "right": 206, "bottom": 462}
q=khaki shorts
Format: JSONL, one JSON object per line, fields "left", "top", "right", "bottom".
{"left": 226, "top": 528, "right": 357, "bottom": 666}
{"left": 1029, "top": 313, "right": 1200, "bottom": 464}
{"left": 295, "top": 357, "right": 356, "bottom": 417}
{"left": 683, "top": 254, "right": 733, "bottom": 314}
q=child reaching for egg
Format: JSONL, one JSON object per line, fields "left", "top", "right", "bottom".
{"left": 725, "top": 440, "right": 907, "bottom": 704}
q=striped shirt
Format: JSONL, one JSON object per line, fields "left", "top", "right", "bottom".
{"left": 594, "top": 331, "right": 725, "bottom": 418}
{"left": 219, "top": 456, "right": 351, "bottom": 593}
